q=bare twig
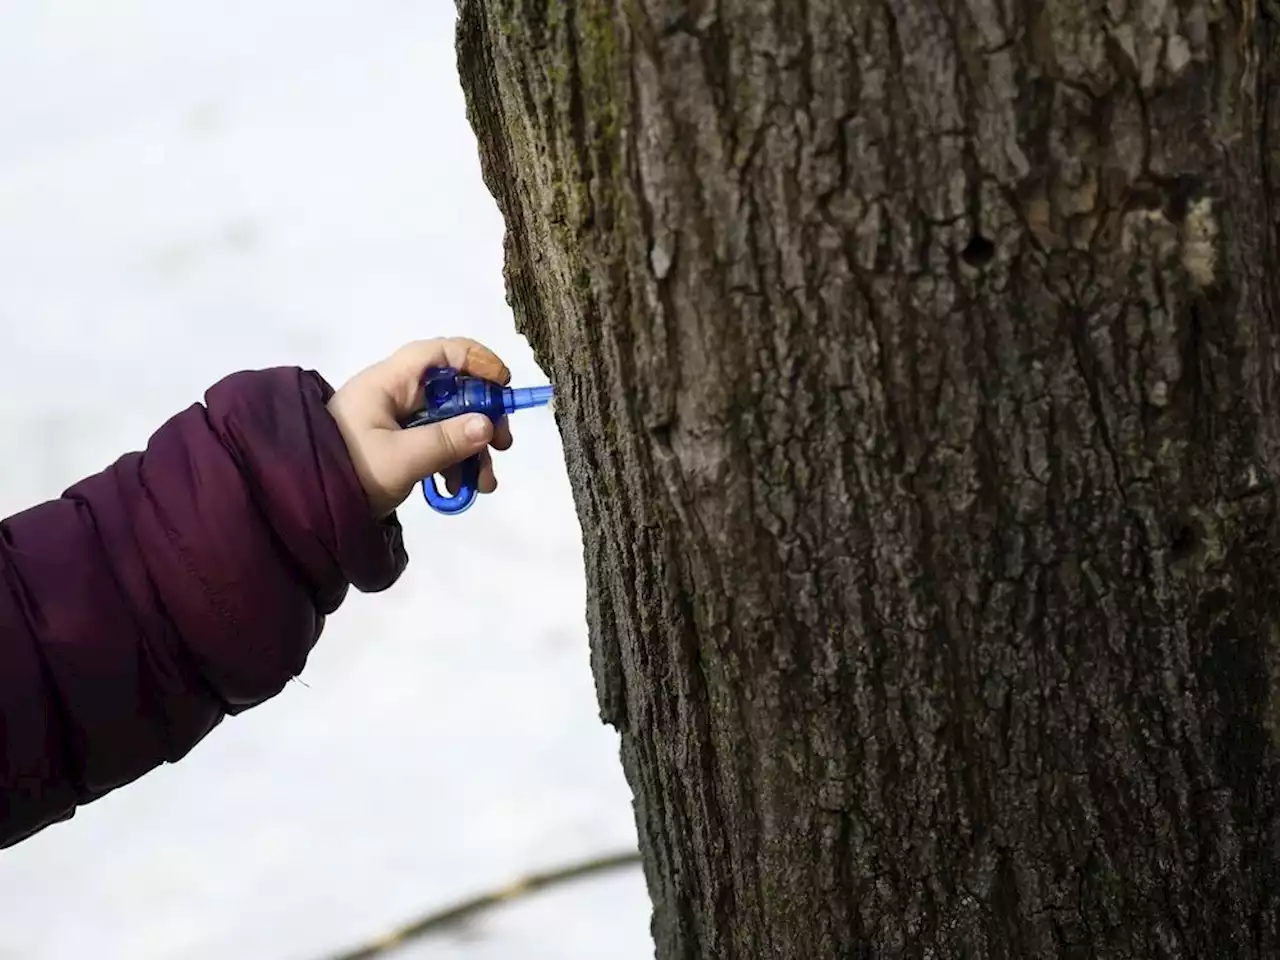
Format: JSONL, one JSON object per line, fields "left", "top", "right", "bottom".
{"left": 318, "top": 850, "right": 644, "bottom": 960}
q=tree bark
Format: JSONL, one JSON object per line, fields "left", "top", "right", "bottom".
{"left": 456, "top": 1, "right": 1280, "bottom": 956}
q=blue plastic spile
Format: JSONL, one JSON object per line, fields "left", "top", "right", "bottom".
{"left": 400, "top": 366, "right": 555, "bottom": 515}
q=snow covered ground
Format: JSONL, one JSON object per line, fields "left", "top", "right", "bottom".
{"left": 0, "top": 3, "right": 650, "bottom": 958}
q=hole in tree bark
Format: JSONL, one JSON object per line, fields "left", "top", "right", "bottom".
{"left": 962, "top": 235, "right": 995, "bottom": 266}
{"left": 1169, "top": 520, "right": 1200, "bottom": 561}
{"left": 1126, "top": 175, "right": 1202, "bottom": 223}
{"left": 1157, "top": 175, "right": 1201, "bottom": 223}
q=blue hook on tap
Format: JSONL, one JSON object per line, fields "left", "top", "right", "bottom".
{"left": 399, "top": 366, "right": 555, "bottom": 515}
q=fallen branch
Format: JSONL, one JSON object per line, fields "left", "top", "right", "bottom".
{"left": 318, "top": 849, "right": 644, "bottom": 960}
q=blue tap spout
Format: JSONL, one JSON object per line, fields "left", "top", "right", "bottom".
{"left": 502, "top": 384, "right": 554, "bottom": 414}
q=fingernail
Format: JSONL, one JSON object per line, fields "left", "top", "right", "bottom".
{"left": 465, "top": 416, "right": 490, "bottom": 441}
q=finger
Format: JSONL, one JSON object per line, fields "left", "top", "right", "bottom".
{"left": 443, "top": 464, "right": 463, "bottom": 496}
{"left": 423, "top": 414, "right": 507, "bottom": 495}
{"left": 476, "top": 447, "right": 498, "bottom": 494}
{"left": 491, "top": 416, "right": 513, "bottom": 452}
{"left": 393, "top": 413, "right": 493, "bottom": 490}
{"left": 443, "top": 449, "right": 495, "bottom": 495}
{"left": 452, "top": 338, "right": 512, "bottom": 384}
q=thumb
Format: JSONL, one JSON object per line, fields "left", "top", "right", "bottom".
{"left": 394, "top": 413, "right": 493, "bottom": 486}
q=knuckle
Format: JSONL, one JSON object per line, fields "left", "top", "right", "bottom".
{"left": 436, "top": 425, "right": 460, "bottom": 462}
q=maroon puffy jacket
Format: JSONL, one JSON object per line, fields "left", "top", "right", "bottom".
{"left": 0, "top": 367, "right": 407, "bottom": 849}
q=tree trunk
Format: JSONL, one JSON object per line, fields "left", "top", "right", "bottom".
{"left": 456, "top": 1, "right": 1280, "bottom": 956}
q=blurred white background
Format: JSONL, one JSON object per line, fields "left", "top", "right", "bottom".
{"left": 0, "top": 3, "right": 649, "bottom": 958}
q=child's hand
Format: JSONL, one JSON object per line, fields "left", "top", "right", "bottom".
{"left": 327, "top": 337, "right": 515, "bottom": 517}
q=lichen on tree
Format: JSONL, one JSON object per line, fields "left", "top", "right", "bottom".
{"left": 457, "top": 0, "right": 1280, "bottom": 956}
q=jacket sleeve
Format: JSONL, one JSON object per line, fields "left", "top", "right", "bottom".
{"left": 0, "top": 367, "right": 407, "bottom": 849}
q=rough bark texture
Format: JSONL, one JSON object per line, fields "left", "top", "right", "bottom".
{"left": 456, "top": 0, "right": 1280, "bottom": 956}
